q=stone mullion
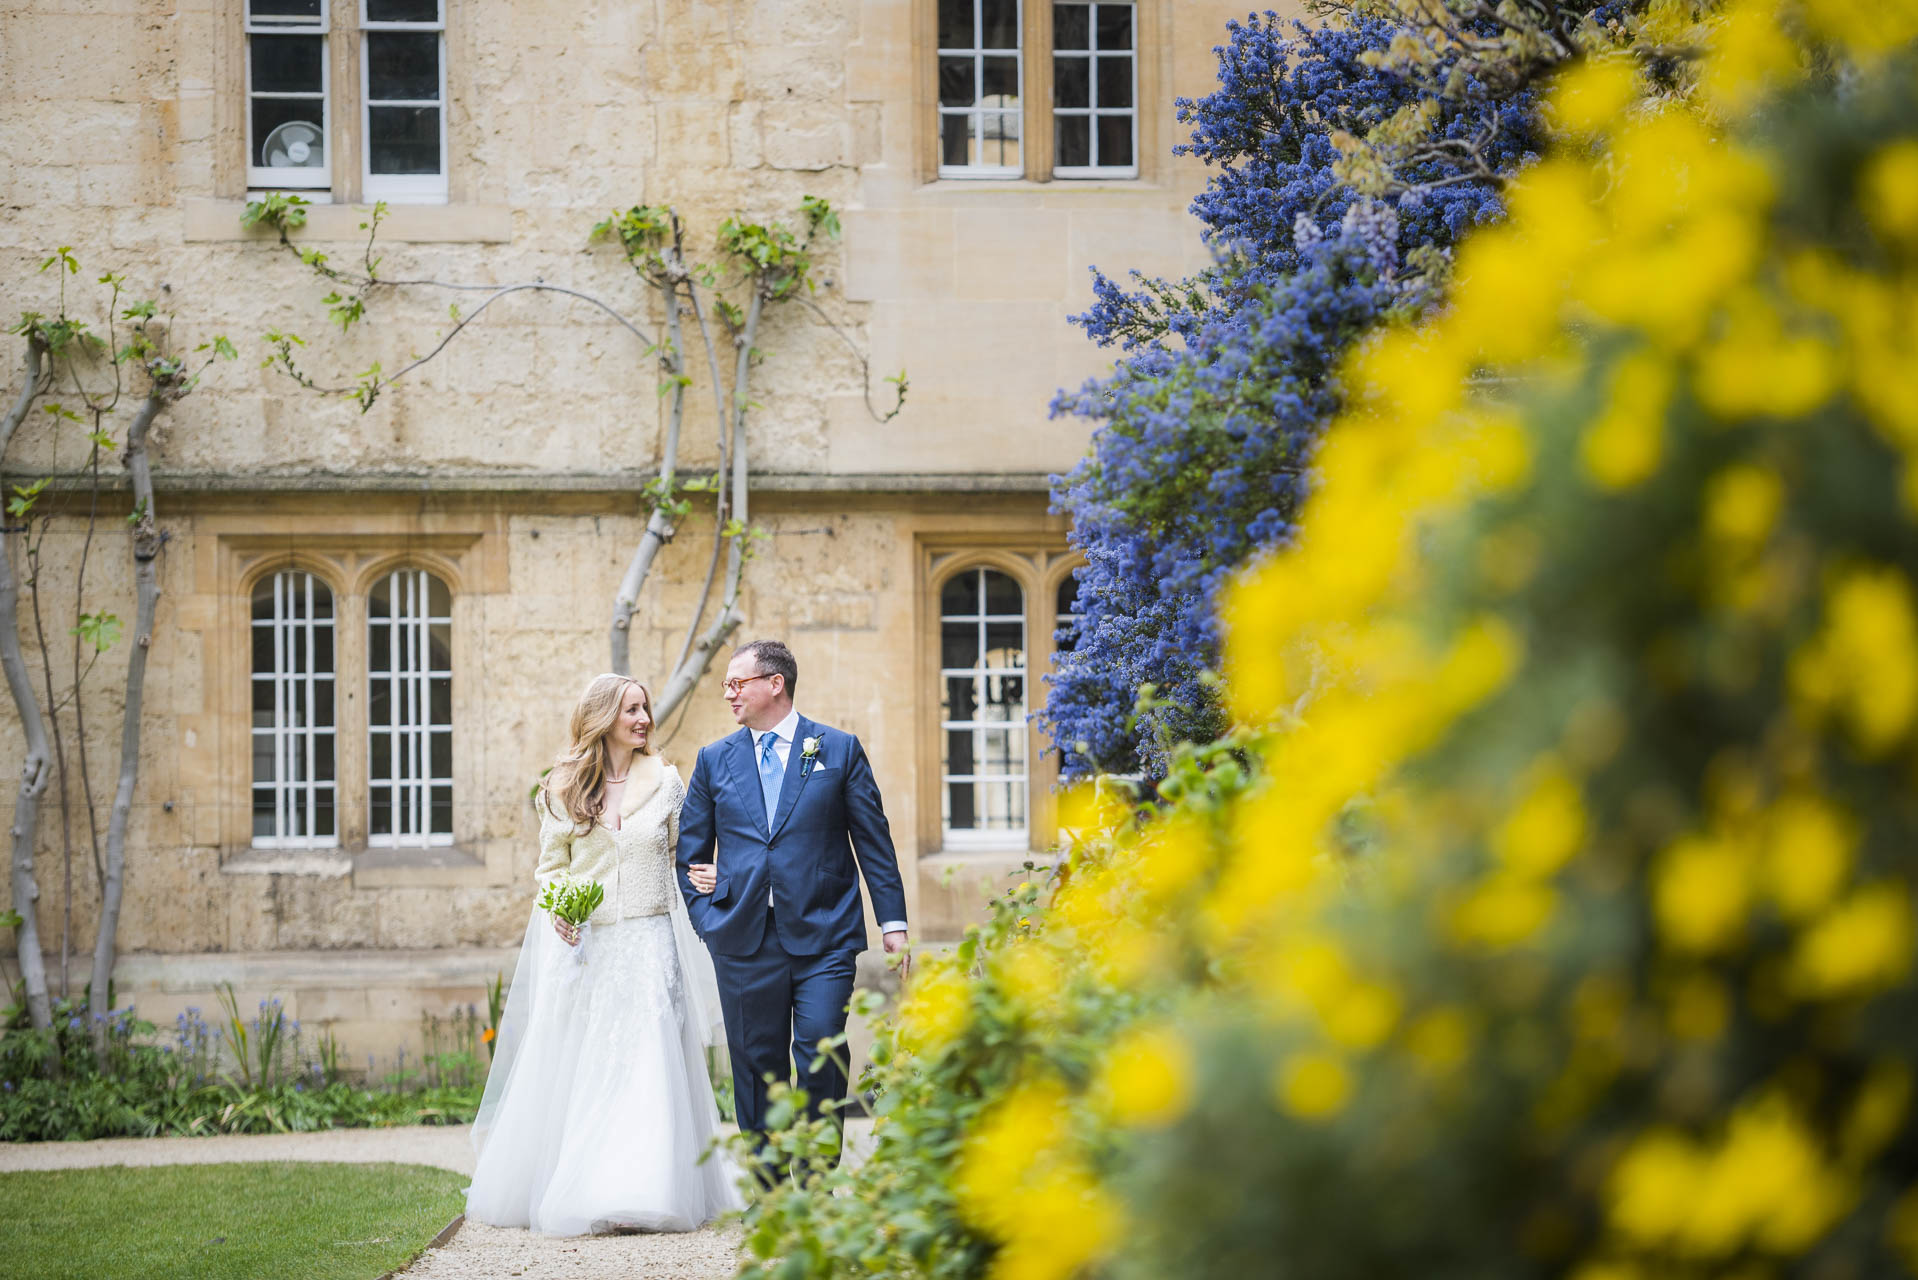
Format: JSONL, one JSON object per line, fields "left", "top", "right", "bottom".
{"left": 1023, "top": 0, "right": 1053, "bottom": 182}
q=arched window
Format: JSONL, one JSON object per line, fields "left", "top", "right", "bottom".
{"left": 250, "top": 570, "right": 338, "bottom": 847}
{"left": 940, "top": 566, "right": 1027, "bottom": 845}
{"left": 1055, "top": 573, "right": 1082, "bottom": 652}
{"left": 368, "top": 567, "right": 452, "bottom": 846}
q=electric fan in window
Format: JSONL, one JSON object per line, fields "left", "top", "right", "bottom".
{"left": 261, "top": 119, "right": 324, "bottom": 168}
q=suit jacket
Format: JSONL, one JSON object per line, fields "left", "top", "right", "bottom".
{"left": 674, "top": 715, "right": 908, "bottom": 957}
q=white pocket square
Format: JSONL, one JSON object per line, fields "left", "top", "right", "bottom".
{"left": 807, "top": 762, "right": 834, "bottom": 772}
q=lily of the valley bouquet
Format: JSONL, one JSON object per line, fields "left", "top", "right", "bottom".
{"left": 538, "top": 874, "right": 605, "bottom": 966}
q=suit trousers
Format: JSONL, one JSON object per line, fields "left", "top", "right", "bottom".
{"left": 709, "top": 907, "right": 859, "bottom": 1152}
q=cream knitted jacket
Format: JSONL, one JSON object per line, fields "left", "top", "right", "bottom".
{"left": 534, "top": 753, "right": 685, "bottom": 925}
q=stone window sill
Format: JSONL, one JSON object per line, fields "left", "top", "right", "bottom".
{"left": 183, "top": 198, "right": 512, "bottom": 244}
{"left": 221, "top": 844, "right": 496, "bottom": 889}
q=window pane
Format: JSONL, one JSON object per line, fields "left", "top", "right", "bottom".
{"left": 430, "top": 731, "right": 451, "bottom": 778}
{"left": 946, "top": 729, "right": 977, "bottom": 775}
{"left": 939, "top": 56, "right": 976, "bottom": 108}
{"left": 314, "top": 733, "right": 336, "bottom": 780}
{"left": 981, "top": 55, "right": 1018, "bottom": 100}
{"left": 253, "top": 788, "right": 277, "bottom": 838}
{"left": 428, "top": 622, "right": 450, "bottom": 671}
{"left": 938, "top": 0, "right": 974, "bottom": 48}
{"left": 367, "top": 31, "right": 439, "bottom": 100}
{"left": 431, "top": 785, "right": 453, "bottom": 835}
{"left": 314, "top": 624, "right": 334, "bottom": 674}
{"left": 985, "top": 621, "right": 1023, "bottom": 668}
{"left": 370, "top": 106, "right": 441, "bottom": 174}
{"left": 251, "top": 578, "right": 276, "bottom": 620}
{"left": 251, "top": 34, "right": 324, "bottom": 93}
{"left": 979, "top": 782, "right": 1024, "bottom": 830}
{"left": 427, "top": 573, "right": 451, "bottom": 616}
{"left": 1053, "top": 56, "right": 1088, "bottom": 108}
{"left": 941, "top": 113, "right": 972, "bottom": 166}
{"left": 1056, "top": 115, "right": 1090, "bottom": 167}
{"left": 942, "top": 620, "right": 981, "bottom": 669}
{"left": 429, "top": 676, "right": 451, "bottom": 724}
{"left": 1054, "top": 2, "right": 1089, "bottom": 48}
{"left": 368, "top": 574, "right": 392, "bottom": 617}
{"left": 367, "top": 0, "right": 438, "bottom": 20}
{"left": 981, "top": 0, "right": 1019, "bottom": 48}
{"left": 252, "top": 678, "right": 274, "bottom": 725}
{"left": 371, "top": 728, "right": 391, "bottom": 778}
{"left": 977, "top": 729, "right": 1026, "bottom": 773}
{"left": 1095, "top": 3, "right": 1133, "bottom": 50}
{"left": 1097, "top": 114, "right": 1134, "bottom": 168}
{"left": 941, "top": 571, "right": 981, "bottom": 616}
{"left": 947, "top": 781, "right": 977, "bottom": 830}
{"left": 315, "top": 791, "right": 336, "bottom": 838}
{"left": 249, "top": 0, "right": 322, "bottom": 17}
{"left": 252, "top": 624, "right": 275, "bottom": 674}
{"left": 1096, "top": 54, "right": 1133, "bottom": 108}
{"left": 943, "top": 676, "right": 979, "bottom": 722}
{"left": 982, "top": 674, "right": 1024, "bottom": 719}
{"left": 370, "top": 785, "right": 392, "bottom": 836}
{"left": 984, "top": 570, "right": 1022, "bottom": 615}
{"left": 1056, "top": 577, "right": 1080, "bottom": 616}
{"left": 251, "top": 98, "right": 326, "bottom": 171}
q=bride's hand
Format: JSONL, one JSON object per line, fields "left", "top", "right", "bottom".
{"left": 686, "top": 862, "right": 717, "bottom": 895}
{"left": 552, "top": 916, "right": 581, "bottom": 946}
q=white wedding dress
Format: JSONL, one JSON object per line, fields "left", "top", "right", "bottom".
{"left": 466, "top": 759, "right": 742, "bottom": 1235}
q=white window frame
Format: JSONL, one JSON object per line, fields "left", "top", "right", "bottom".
{"left": 937, "top": 0, "right": 1025, "bottom": 180}
{"left": 1051, "top": 0, "right": 1139, "bottom": 179}
{"left": 940, "top": 567, "right": 1030, "bottom": 849}
{"left": 245, "top": 0, "right": 333, "bottom": 192}
{"left": 250, "top": 571, "right": 339, "bottom": 849}
{"left": 359, "top": 0, "right": 449, "bottom": 204}
{"left": 367, "top": 567, "right": 454, "bottom": 848}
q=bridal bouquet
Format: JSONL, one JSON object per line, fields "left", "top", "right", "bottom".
{"left": 538, "top": 874, "right": 605, "bottom": 965}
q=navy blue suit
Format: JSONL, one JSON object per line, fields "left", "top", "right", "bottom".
{"left": 675, "top": 716, "right": 907, "bottom": 1144}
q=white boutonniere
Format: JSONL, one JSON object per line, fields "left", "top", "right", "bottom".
{"left": 800, "top": 735, "right": 822, "bottom": 775}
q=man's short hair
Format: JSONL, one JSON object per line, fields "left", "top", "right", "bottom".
{"left": 735, "top": 639, "right": 798, "bottom": 699}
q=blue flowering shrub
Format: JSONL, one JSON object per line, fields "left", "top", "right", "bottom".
{"left": 1044, "top": 10, "right": 1551, "bottom": 775}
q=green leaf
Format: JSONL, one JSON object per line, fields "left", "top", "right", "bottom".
{"left": 69, "top": 611, "right": 122, "bottom": 653}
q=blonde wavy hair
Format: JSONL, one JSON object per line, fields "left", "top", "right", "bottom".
{"left": 542, "top": 673, "right": 654, "bottom": 830}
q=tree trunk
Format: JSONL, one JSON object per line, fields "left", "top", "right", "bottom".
{"left": 610, "top": 273, "right": 690, "bottom": 676}
{"left": 1, "top": 342, "right": 53, "bottom": 1029}
{"left": 90, "top": 392, "right": 164, "bottom": 1045}
{"left": 654, "top": 285, "right": 763, "bottom": 721}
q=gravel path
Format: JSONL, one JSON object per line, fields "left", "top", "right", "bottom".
{"left": 1, "top": 1121, "right": 878, "bottom": 1279}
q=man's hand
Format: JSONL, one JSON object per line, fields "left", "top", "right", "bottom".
{"left": 882, "top": 929, "right": 910, "bottom": 978}
{"left": 687, "top": 862, "right": 717, "bottom": 894}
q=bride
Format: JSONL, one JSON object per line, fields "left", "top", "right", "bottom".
{"left": 467, "top": 674, "right": 742, "bottom": 1235}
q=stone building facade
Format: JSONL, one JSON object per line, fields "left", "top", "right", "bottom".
{"left": 1, "top": 0, "right": 1255, "bottom": 1056}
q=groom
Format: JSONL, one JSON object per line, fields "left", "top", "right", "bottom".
{"left": 676, "top": 639, "right": 909, "bottom": 1155}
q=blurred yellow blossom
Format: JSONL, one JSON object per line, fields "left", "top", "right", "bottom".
{"left": 1492, "top": 759, "right": 1587, "bottom": 877}
{"left": 1791, "top": 567, "right": 1918, "bottom": 754}
{"left": 896, "top": 960, "right": 970, "bottom": 1057}
{"left": 1095, "top": 1024, "right": 1195, "bottom": 1129}
{"left": 1703, "top": 463, "right": 1785, "bottom": 548}
{"left": 1580, "top": 349, "right": 1674, "bottom": 489}
{"left": 1276, "top": 1050, "right": 1354, "bottom": 1121}
{"left": 1550, "top": 57, "right": 1641, "bottom": 137}
{"left": 1801, "top": 0, "right": 1918, "bottom": 56}
{"left": 1653, "top": 832, "right": 1754, "bottom": 954}
{"left": 1790, "top": 882, "right": 1915, "bottom": 997}
{"left": 1697, "top": 0, "right": 1802, "bottom": 113}
{"left": 1760, "top": 791, "right": 1856, "bottom": 920}
{"left": 1863, "top": 139, "right": 1918, "bottom": 247}
{"left": 1405, "top": 1006, "right": 1474, "bottom": 1075}
{"left": 956, "top": 1079, "right": 1118, "bottom": 1280}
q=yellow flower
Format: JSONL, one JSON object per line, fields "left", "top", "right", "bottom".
{"left": 957, "top": 1079, "right": 1119, "bottom": 1280}
{"left": 1863, "top": 139, "right": 1918, "bottom": 248}
{"left": 995, "top": 940, "right": 1066, "bottom": 1017}
{"left": 1760, "top": 791, "right": 1856, "bottom": 921}
{"left": 896, "top": 961, "right": 970, "bottom": 1057}
{"left": 1693, "top": 293, "right": 1837, "bottom": 421}
{"left": 1801, "top": 0, "right": 1918, "bottom": 57}
{"left": 1094, "top": 1024, "right": 1194, "bottom": 1129}
{"left": 1697, "top": 0, "right": 1802, "bottom": 114}
{"left": 1793, "top": 567, "right": 1918, "bottom": 754}
{"left": 1791, "top": 882, "right": 1915, "bottom": 998}
{"left": 1842, "top": 1061, "right": 1912, "bottom": 1163}
{"left": 1608, "top": 1129, "right": 1706, "bottom": 1245}
{"left": 1275, "top": 1050, "right": 1354, "bottom": 1121}
{"left": 1580, "top": 349, "right": 1673, "bottom": 489}
{"left": 1323, "top": 981, "right": 1403, "bottom": 1052}
{"left": 1404, "top": 1006, "right": 1474, "bottom": 1075}
{"left": 1549, "top": 56, "right": 1641, "bottom": 138}
{"left": 1492, "top": 759, "right": 1587, "bottom": 878}
{"left": 1652, "top": 832, "right": 1754, "bottom": 954}
{"left": 1702, "top": 463, "right": 1785, "bottom": 548}
{"left": 1451, "top": 873, "right": 1558, "bottom": 949}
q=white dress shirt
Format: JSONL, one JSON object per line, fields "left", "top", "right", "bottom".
{"left": 752, "top": 710, "right": 906, "bottom": 936}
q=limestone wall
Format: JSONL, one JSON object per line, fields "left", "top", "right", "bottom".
{"left": 0, "top": 0, "right": 1282, "bottom": 1052}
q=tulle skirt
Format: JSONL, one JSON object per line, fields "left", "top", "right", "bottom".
{"left": 465, "top": 913, "right": 743, "bottom": 1235}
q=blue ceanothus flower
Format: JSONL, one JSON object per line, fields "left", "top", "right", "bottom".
{"left": 1043, "top": 11, "right": 1543, "bottom": 778}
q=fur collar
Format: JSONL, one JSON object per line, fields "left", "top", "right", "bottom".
{"left": 614, "top": 751, "right": 677, "bottom": 821}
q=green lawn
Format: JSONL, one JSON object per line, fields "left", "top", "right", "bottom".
{"left": 0, "top": 1162, "right": 467, "bottom": 1280}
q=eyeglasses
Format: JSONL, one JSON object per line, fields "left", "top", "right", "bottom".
{"left": 723, "top": 673, "right": 777, "bottom": 696}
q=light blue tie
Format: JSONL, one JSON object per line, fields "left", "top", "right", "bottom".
{"left": 759, "top": 732, "right": 783, "bottom": 834}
